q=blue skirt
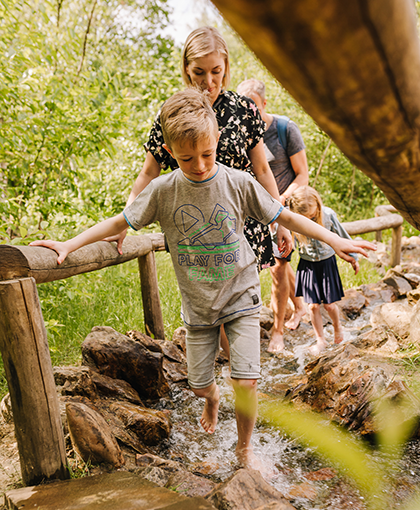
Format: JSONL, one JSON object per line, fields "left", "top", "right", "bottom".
{"left": 295, "top": 255, "right": 344, "bottom": 304}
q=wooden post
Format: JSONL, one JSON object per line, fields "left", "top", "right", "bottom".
{"left": 138, "top": 252, "right": 165, "bottom": 340}
{"left": 391, "top": 224, "right": 403, "bottom": 267}
{"left": 0, "top": 277, "right": 68, "bottom": 485}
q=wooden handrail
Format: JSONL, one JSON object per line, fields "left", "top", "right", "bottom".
{"left": 342, "top": 205, "right": 403, "bottom": 267}
{"left": 0, "top": 232, "right": 166, "bottom": 485}
{"left": 0, "top": 233, "right": 165, "bottom": 283}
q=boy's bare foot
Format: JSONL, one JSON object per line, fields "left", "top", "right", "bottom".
{"left": 309, "top": 339, "right": 328, "bottom": 356}
{"left": 200, "top": 384, "right": 220, "bottom": 434}
{"left": 285, "top": 305, "right": 306, "bottom": 330}
{"left": 236, "top": 446, "right": 278, "bottom": 480}
{"left": 267, "top": 331, "right": 284, "bottom": 354}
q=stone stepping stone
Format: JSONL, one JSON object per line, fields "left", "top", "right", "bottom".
{"left": 4, "top": 471, "right": 217, "bottom": 510}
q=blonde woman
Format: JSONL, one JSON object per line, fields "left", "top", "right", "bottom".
{"left": 110, "top": 26, "right": 291, "bottom": 270}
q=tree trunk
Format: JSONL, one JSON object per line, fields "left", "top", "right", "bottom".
{"left": 212, "top": 0, "right": 420, "bottom": 229}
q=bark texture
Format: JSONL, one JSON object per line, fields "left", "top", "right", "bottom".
{"left": 212, "top": 0, "right": 420, "bottom": 228}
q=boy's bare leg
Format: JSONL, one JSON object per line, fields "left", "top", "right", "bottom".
{"left": 284, "top": 264, "right": 306, "bottom": 330}
{"left": 268, "top": 259, "right": 288, "bottom": 353}
{"left": 232, "top": 378, "right": 258, "bottom": 467}
{"left": 324, "top": 302, "right": 344, "bottom": 344}
{"left": 308, "top": 303, "right": 328, "bottom": 355}
{"left": 191, "top": 382, "right": 220, "bottom": 434}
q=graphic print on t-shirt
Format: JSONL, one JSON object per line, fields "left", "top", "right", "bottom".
{"left": 174, "top": 203, "right": 239, "bottom": 282}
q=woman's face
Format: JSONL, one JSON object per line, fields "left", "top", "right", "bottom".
{"left": 186, "top": 52, "right": 226, "bottom": 104}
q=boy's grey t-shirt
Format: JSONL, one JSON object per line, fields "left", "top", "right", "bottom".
{"left": 124, "top": 164, "right": 283, "bottom": 328}
{"left": 263, "top": 117, "right": 305, "bottom": 195}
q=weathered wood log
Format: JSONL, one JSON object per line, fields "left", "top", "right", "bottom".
{"left": 0, "top": 277, "right": 68, "bottom": 485}
{"left": 342, "top": 215, "right": 403, "bottom": 236}
{"left": 211, "top": 0, "right": 420, "bottom": 229}
{"left": 342, "top": 211, "right": 403, "bottom": 267}
{"left": 138, "top": 252, "right": 165, "bottom": 340}
{"left": 0, "top": 233, "right": 165, "bottom": 283}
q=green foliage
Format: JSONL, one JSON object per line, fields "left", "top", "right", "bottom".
{"left": 0, "top": 0, "right": 182, "bottom": 241}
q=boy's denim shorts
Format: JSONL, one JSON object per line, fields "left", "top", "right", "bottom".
{"left": 185, "top": 312, "right": 261, "bottom": 389}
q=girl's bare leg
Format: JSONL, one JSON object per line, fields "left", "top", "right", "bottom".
{"left": 324, "top": 302, "right": 344, "bottom": 344}
{"left": 308, "top": 303, "right": 328, "bottom": 355}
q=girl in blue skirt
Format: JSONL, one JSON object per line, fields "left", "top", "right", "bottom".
{"left": 288, "top": 186, "right": 359, "bottom": 355}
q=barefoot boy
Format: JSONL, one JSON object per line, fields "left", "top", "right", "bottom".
{"left": 31, "top": 88, "right": 375, "bottom": 468}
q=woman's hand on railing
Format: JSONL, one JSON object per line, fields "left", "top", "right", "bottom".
{"left": 102, "top": 228, "right": 128, "bottom": 255}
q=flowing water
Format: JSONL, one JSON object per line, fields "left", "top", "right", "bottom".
{"left": 155, "top": 295, "right": 420, "bottom": 509}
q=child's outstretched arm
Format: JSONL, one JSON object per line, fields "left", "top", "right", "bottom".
{"left": 278, "top": 209, "right": 376, "bottom": 262}
{"left": 30, "top": 213, "right": 128, "bottom": 264}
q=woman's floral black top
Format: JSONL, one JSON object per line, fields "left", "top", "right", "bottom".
{"left": 145, "top": 90, "right": 275, "bottom": 271}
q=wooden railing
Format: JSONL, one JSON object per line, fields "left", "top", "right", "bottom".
{"left": 342, "top": 205, "right": 403, "bottom": 267}
{"left": 0, "top": 233, "right": 165, "bottom": 485}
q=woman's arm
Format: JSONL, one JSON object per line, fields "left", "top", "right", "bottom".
{"left": 248, "top": 139, "right": 282, "bottom": 202}
{"left": 104, "top": 152, "right": 161, "bottom": 252}
{"left": 127, "top": 152, "right": 162, "bottom": 206}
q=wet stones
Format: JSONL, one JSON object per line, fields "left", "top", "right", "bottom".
{"left": 66, "top": 401, "right": 125, "bottom": 467}
{"left": 207, "top": 469, "right": 296, "bottom": 510}
{"left": 109, "top": 402, "right": 171, "bottom": 446}
{"left": 135, "top": 453, "right": 217, "bottom": 498}
{"left": 289, "top": 343, "right": 420, "bottom": 437}
{"left": 82, "top": 326, "right": 170, "bottom": 400}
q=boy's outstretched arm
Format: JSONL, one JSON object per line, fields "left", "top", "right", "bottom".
{"left": 278, "top": 209, "right": 376, "bottom": 262}
{"left": 30, "top": 213, "right": 128, "bottom": 264}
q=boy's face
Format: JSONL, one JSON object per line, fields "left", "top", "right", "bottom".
{"left": 165, "top": 132, "right": 219, "bottom": 182}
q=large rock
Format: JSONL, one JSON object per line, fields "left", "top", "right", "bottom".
{"left": 109, "top": 401, "right": 171, "bottom": 446}
{"left": 127, "top": 330, "right": 189, "bottom": 384}
{"left": 337, "top": 289, "right": 367, "bottom": 319}
{"left": 370, "top": 300, "right": 415, "bottom": 339}
{"left": 208, "top": 469, "right": 296, "bottom": 510}
{"left": 382, "top": 270, "right": 413, "bottom": 297}
{"left": 66, "top": 401, "right": 124, "bottom": 467}
{"left": 289, "top": 343, "right": 420, "bottom": 436}
{"left": 82, "top": 326, "right": 169, "bottom": 400}
{"left": 353, "top": 325, "right": 400, "bottom": 354}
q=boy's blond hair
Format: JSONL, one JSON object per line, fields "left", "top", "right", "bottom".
{"left": 289, "top": 186, "right": 324, "bottom": 245}
{"left": 181, "top": 26, "right": 231, "bottom": 90}
{"left": 160, "top": 87, "right": 219, "bottom": 150}
{"left": 237, "top": 78, "right": 266, "bottom": 101}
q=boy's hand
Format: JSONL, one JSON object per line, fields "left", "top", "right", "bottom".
{"left": 29, "top": 240, "right": 70, "bottom": 265}
{"left": 276, "top": 223, "right": 293, "bottom": 257}
{"left": 331, "top": 237, "right": 376, "bottom": 265}
{"left": 102, "top": 228, "right": 127, "bottom": 255}
{"left": 350, "top": 258, "right": 360, "bottom": 275}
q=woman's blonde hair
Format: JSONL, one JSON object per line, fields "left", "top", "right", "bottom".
{"left": 288, "top": 186, "right": 324, "bottom": 245}
{"left": 181, "top": 26, "right": 231, "bottom": 89}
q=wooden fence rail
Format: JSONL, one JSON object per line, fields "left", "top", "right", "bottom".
{"left": 0, "top": 233, "right": 165, "bottom": 485}
{"left": 342, "top": 205, "right": 403, "bottom": 267}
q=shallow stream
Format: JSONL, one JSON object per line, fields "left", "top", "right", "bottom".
{"left": 156, "top": 296, "right": 420, "bottom": 509}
